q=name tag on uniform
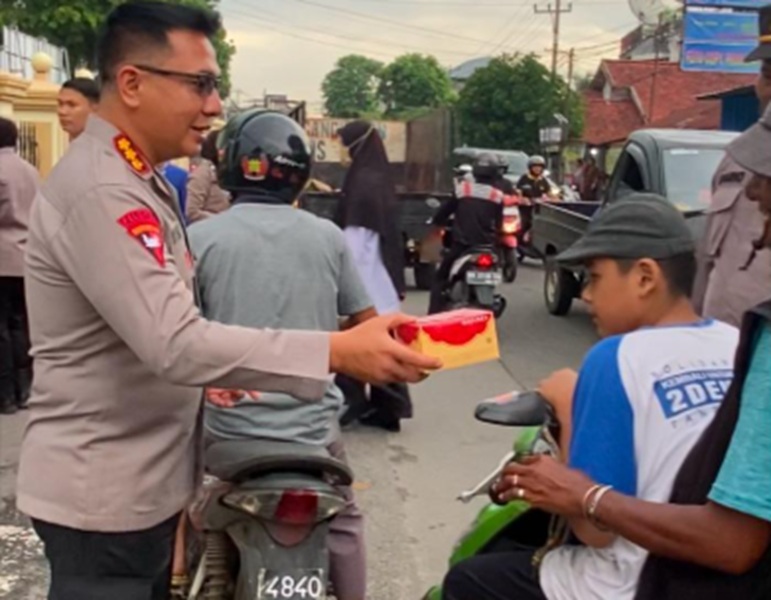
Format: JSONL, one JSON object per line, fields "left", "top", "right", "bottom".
{"left": 717, "top": 171, "right": 745, "bottom": 186}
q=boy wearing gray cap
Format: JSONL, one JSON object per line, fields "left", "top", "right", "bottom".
{"left": 443, "top": 195, "right": 740, "bottom": 600}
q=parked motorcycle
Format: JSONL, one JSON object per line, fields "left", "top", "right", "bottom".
{"left": 187, "top": 440, "right": 353, "bottom": 600}
{"left": 499, "top": 196, "right": 521, "bottom": 283}
{"left": 423, "top": 390, "right": 561, "bottom": 600}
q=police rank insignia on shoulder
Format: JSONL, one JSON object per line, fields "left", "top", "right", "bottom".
{"left": 113, "top": 134, "right": 151, "bottom": 176}
{"left": 117, "top": 209, "right": 166, "bottom": 267}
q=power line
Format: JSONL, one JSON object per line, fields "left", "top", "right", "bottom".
{"left": 287, "top": 0, "right": 493, "bottom": 45}
{"left": 504, "top": 17, "right": 549, "bottom": 55}
{"left": 220, "top": 10, "right": 398, "bottom": 59}
{"left": 485, "top": 7, "right": 539, "bottom": 56}
{"left": 563, "top": 20, "right": 638, "bottom": 49}
{"left": 224, "top": 4, "right": 476, "bottom": 58}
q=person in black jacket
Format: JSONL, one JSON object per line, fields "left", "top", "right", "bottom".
{"left": 493, "top": 102, "right": 771, "bottom": 599}
{"left": 427, "top": 152, "right": 511, "bottom": 314}
{"left": 515, "top": 155, "right": 551, "bottom": 247}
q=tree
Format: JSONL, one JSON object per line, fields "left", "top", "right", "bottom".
{"left": 378, "top": 53, "right": 454, "bottom": 118}
{"left": 0, "top": 0, "right": 236, "bottom": 97}
{"left": 455, "top": 54, "right": 583, "bottom": 154}
{"left": 321, "top": 54, "right": 384, "bottom": 119}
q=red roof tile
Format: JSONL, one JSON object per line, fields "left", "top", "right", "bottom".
{"left": 582, "top": 59, "right": 756, "bottom": 145}
{"left": 582, "top": 90, "right": 644, "bottom": 146}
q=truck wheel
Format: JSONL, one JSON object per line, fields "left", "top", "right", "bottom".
{"left": 414, "top": 262, "right": 436, "bottom": 290}
{"left": 544, "top": 258, "right": 578, "bottom": 316}
{"left": 502, "top": 248, "right": 517, "bottom": 283}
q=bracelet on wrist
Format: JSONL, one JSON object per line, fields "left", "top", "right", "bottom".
{"left": 581, "top": 484, "right": 604, "bottom": 521}
{"left": 587, "top": 485, "right": 613, "bottom": 531}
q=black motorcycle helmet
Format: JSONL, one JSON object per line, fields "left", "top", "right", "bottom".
{"left": 217, "top": 109, "right": 313, "bottom": 203}
{"left": 473, "top": 152, "right": 506, "bottom": 181}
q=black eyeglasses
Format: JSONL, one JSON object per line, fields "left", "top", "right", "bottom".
{"left": 133, "top": 64, "right": 221, "bottom": 97}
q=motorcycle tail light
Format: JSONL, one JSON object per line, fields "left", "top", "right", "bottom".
{"left": 275, "top": 490, "right": 319, "bottom": 525}
{"left": 476, "top": 254, "right": 494, "bottom": 269}
{"left": 222, "top": 488, "right": 347, "bottom": 525}
{"left": 502, "top": 222, "right": 519, "bottom": 234}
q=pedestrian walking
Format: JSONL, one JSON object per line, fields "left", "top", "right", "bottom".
{"left": 0, "top": 117, "right": 39, "bottom": 415}
{"left": 335, "top": 120, "right": 413, "bottom": 432}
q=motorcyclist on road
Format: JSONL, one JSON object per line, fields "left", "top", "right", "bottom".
{"left": 516, "top": 155, "right": 551, "bottom": 247}
{"left": 427, "top": 152, "right": 511, "bottom": 314}
{"left": 186, "top": 110, "right": 377, "bottom": 600}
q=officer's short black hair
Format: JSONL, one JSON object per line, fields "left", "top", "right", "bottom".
{"left": 0, "top": 117, "right": 18, "bottom": 149}
{"left": 96, "top": 1, "right": 221, "bottom": 84}
{"left": 62, "top": 77, "right": 101, "bottom": 103}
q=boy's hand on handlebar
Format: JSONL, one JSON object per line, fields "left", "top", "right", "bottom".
{"left": 330, "top": 314, "right": 442, "bottom": 385}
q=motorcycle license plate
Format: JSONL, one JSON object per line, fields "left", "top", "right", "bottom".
{"left": 257, "top": 569, "right": 325, "bottom": 600}
{"left": 466, "top": 270, "right": 502, "bottom": 285}
{"left": 503, "top": 206, "right": 520, "bottom": 217}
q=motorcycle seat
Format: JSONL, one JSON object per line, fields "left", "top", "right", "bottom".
{"left": 205, "top": 439, "right": 353, "bottom": 486}
{"left": 474, "top": 391, "right": 550, "bottom": 427}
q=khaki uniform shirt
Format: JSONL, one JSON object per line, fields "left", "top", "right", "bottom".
{"left": 185, "top": 158, "right": 230, "bottom": 223}
{"left": 17, "top": 116, "right": 330, "bottom": 532}
{"left": 699, "top": 156, "right": 771, "bottom": 327}
{"left": 0, "top": 148, "right": 40, "bottom": 277}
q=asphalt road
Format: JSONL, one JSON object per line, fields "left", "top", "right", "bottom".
{"left": 0, "top": 261, "right": 597, "bottom": 600}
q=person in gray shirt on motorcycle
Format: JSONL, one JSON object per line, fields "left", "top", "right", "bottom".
{"left": 188, "top": 110, "right": 376, "bottom": 600}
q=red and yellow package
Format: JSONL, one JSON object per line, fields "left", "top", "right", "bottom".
{"left": 396, "top": 309, "right": 500, "bottom": 371}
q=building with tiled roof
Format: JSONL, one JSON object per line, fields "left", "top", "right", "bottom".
{"left": 582, "top": 59, "right": 756, "bottom": 147}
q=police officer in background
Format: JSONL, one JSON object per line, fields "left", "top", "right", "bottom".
{"left": 428, "top": 152, "right": 511, "bottom": 313}
{"left": 16, "top": 3, "right": 439, "bottom": 599}
{"left": 695, "top": 5, "right": 771, "bottom": 327}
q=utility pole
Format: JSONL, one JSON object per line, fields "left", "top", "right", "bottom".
{"left": 567, "top": 47, "right": 575, "bottom": 90}
{"left": 534, "top": 0, "right": 573, "bottom": 78}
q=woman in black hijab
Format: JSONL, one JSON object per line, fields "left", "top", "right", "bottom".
{"left": 335, "top": 120, "right": 412, "bottom": 432}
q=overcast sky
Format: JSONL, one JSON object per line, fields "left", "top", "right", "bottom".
{"left": 218, "top": 0, "right": 641, "bottom": 112}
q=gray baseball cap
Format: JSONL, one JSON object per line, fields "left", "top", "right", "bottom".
{"left": 727, "top": 102, "right": 771, "bottom": 178}
{"left": 557, "top": 194, "right": 695, "bottom": 266}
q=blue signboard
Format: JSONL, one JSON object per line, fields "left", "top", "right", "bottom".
{"left": 684, "top": 11, "right": 757, "bottom": 43}
{"left": 687, "top": 0, "right": 766, "bottom": 8}
{"left": 681, "top": 41, "right": 759, "bottom": 72}
{"left": 682, "top": 6, "right": 760, "bottom": 73}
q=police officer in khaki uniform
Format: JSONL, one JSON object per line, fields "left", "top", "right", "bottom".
{"left": 0, "top": 117, "right": 39, "bottom": 415}
{"left": 16, "top": 4, "right": 439, "bottom": 599}
{"left": 696, "top": 7, "right": 771, "bottom": 327}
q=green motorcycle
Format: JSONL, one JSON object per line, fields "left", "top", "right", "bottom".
{"left": 423, "top": 390, "right": 561, "bottom": 600}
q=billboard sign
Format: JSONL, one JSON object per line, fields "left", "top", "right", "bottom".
{"left": 686, "top": 0, "right": 766, "bottom": 8}
{"left": 681, "top": 41, "right": 759, "bottom": 72}
{"left": 682, "top": 8, "right": 760, "bottom": 73}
